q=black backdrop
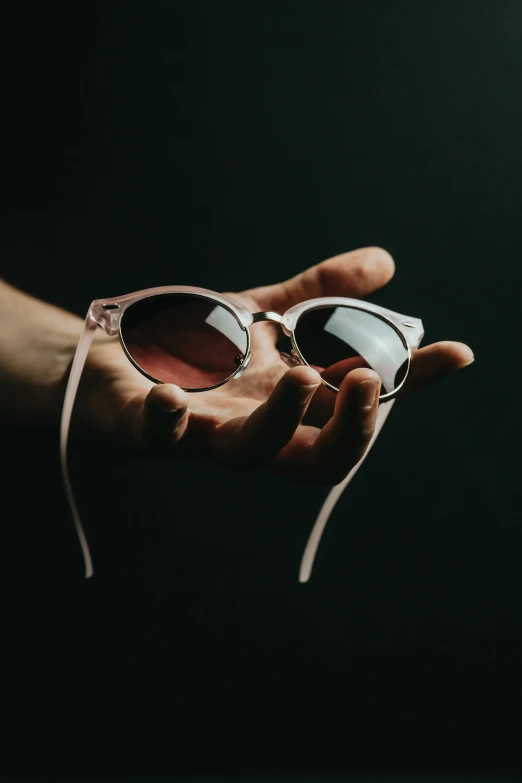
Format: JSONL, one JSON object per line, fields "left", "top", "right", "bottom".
{"left": 1, "top": 0, "right": 521, "bottom": 778}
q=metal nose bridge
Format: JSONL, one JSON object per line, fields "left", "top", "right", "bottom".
{"left": 251, "top": 311, "right": 283, "bottom": 324}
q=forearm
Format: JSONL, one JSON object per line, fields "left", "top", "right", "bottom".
{"left": 0, "top": 280, "right": 84, "bottom": 429}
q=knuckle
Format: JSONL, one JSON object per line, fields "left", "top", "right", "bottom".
{"left": 313, "top": 262, "right": 332, "bottom": 294}
{"left": 348, "top": 257, "right": 372, "bottom": 287}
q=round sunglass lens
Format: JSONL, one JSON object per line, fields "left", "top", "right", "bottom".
{"left": 294, "top": 306, "right": 409, "bottom": 395}
{"left": 120, "top": 294, "right": 248, "bottom": 390}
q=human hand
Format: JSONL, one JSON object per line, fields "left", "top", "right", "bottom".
{"left": 74, "top": 248, "right": 474, "bottom": 486}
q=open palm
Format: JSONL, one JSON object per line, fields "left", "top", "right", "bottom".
{"left": 76, "top": 248, "right": 473, "bottom": 486}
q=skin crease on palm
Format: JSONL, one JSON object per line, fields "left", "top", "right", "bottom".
{"left": 77, "top": 247, "right": 474, "bottom": 486}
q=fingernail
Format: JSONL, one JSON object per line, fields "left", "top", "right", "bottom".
{"left": 302, "top": 382, "right": 320, "bottom": 393}
{"left": 462, "top": 352, "right": 475, "bottom": 367}
{"left": 356, "top": 379, "right": 380, "bottom": 410}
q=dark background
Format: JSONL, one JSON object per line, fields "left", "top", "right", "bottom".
{"left": 1, "top": 0, "right": 521, "bottom": 778}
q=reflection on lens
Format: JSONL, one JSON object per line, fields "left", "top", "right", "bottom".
{"left": 121, "top": 294, "right": 248, "bottom": 389}
{"left": 294, "top": 306, "right": 409, "bottom": 394}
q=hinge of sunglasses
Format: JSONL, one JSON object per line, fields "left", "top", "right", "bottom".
{"left": 91, "top": 303, "right": 121, "bottom": 335}
{"left": 232, "top": 351, "right": 253, "bottom": 379}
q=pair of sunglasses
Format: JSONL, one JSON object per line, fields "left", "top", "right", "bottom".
{"left": 61, "top": 285, "right": 424, "bottom": 581}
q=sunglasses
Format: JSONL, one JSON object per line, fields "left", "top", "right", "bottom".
{"left": 61, "top": 285, "right": 424, "bottom": 581}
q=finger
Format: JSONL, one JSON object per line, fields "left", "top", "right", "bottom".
{"left": 246, "top": 247, "right": 395, "bottom": 312}
{"left": 303, "top": 357, "right": 369, "bottom": 427}
{"left": 140, "top": 383, "right": 189, "bottom": 450}
{"left": 273, "top": 368, "right": 381, "bottom": 485}
{"left": 216, "top": 365, "right": 321, "bottom": 466}
{"left": 302, "top": 382, "right": 337, "bottom": 428}
{"left": 399, "top": 341, "right": 474, "bottom": 395}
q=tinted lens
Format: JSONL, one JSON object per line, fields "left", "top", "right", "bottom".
{"left": 121, "top": 294, "right": 248, "bottom": 389}
{"left": 294, "top": 306, "right": 409, "bottom": 394}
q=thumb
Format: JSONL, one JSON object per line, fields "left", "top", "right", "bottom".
{"left": 141, "top": 383, "right": 189, "bottom": 451}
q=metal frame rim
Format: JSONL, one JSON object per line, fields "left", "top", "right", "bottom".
{"left": 118, "top": 291, "right": 251, "bottom": 393}
{"left": 289, "top": 302, "right": 412, "bottom": 401}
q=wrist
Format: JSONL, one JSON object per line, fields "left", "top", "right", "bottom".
{"left": 1, "top": 324, "right": 83, "bottom": 431}
{"left": 0, "top": 282, "right": 84, "bottom": 430}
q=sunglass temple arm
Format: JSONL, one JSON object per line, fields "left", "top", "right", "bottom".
{"left": 60, "top": 311, "right": 98, "bottom": 578}
{"left": 298, "top": 398, "right": 396, "bottom": 583}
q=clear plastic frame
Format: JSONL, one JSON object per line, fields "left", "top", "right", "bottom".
{"left": 61, "top": 285, "right": 424, "bottom": 581}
